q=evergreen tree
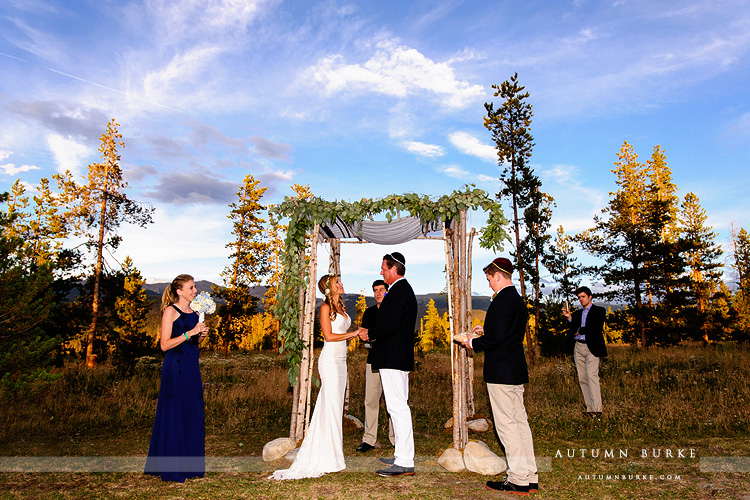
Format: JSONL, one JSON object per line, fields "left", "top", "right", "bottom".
{"left": 483, "top": 73, "right": 538, "bottom": 299}
{"left": 520, "top": 188, "right": 553, "bottom": 360}
{"left": 55, "top": 119, "right": 154, "bottom": 368}
{"left": 484, "top": 72, "right": 541, "bottom": 361}
{"left": 731, "top": 225, "right": 750, "bottom": 294}
{"left": 730, "top": 225, "right": 750, "bottom": 338}
{"left": 679, "top": 192, "right": 723, "bottom": 343}
{"left": 355, "top": 293, "right": 367, "bottom": 328}
{"left": 420, "top": 299, "right": 446, "bottom": 352}
{"left": 0, "top": 192, "right": 59, "bottom": 393}
{"left": 213, "top": 174, "right": 269, "bottom": 357}
{"left": 578, "top": 142, "right": 681, "bottom": 348}
{"left": 111, "top": 256, "right": 152, "bottom": 373}
{"left": 544, "top": 225, "right": 583, "bottom": 302}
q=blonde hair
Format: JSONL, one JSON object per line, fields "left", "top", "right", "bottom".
{"left": 161, "top": 274, "right": 194, "bottom": 312}
{"left": 318, "top": 274, "right": 346, "bottom": 321}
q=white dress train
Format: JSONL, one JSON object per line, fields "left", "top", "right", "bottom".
{"left": 271, "top": 312, "right": 352, "bottom": 480}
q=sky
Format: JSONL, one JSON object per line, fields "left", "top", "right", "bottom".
{"left": 1, "top": 0, "right": 749, "bottom": 297}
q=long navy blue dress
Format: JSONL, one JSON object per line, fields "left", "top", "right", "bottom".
{"left": 144, "top": 304, "right": 205, "bottom": 482}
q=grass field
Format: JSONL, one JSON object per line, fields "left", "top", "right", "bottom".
{"left": 1, "top": 343, "right": 749, "bottom": 499}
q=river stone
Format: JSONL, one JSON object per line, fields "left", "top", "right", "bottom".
{"left": 468, "top": 417, "right": 491, "bottom": 433}
{"left": 285, "top": 447, "right": 299, "bottom": 462}
{"left": 262, "top": 437, "right": 296, "bottom": 462}
{"left": 463, "top": 440, "right": 507, "bottom": 476}
{"left": 438, "top": 448, "right": 466, "bottom": 472}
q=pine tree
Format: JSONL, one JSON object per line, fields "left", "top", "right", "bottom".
{"left": 731, "top": 225, "right": 750, "bottom": 294}
{"left": 484, "top": 73, "right": 540, "bottom": 360}
{"left": 111, "top": 256, "right": 151, "bottom": 373}
{"left": 420, "top": 299, "right": 445, "bottom": 352}
{"left": 355, "top": 294, "right": 367, "bottom": 328}
{"left": 55, "top": 119, "right": 154, "bottom": 368}
{"left": 544, "top": 225, "right": 583, "bottom": 302}
{"left": 520, "top": 188, "right": 553, "bottom": 360}
{"left": 484, "top": 73, "right": 538, "bottom": 299}
{"left": 679, "top": 192, "right": 723, "bottom": 343}
{"left": 578, "top": 141, "right": 677, "bottom": 348}
{"left": 214, "top": 174, "right": 269, "bottom": 357}
{"left": 0, "top": 192, "right": 58, "bottom": 392}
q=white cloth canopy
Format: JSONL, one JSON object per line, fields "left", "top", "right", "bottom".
{"left": 319, "top": 215, "right": 444, "bottom": 245}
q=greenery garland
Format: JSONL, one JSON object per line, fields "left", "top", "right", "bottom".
{"left": 271, "top": 184, "right": 509, "bottom": 385}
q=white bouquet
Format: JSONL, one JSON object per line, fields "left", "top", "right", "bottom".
{"left": 191, "top": 291, "right": 216, "bottom": 323}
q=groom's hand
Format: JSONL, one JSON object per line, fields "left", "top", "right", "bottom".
{"left": 358, "top": 328, "right": 369, "bottom": 341}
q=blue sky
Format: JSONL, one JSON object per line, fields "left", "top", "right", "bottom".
{"left": 1, "top": 0, "right": 749, "bottom": 296}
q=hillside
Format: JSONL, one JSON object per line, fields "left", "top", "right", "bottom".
{"left": 143, "top": 281, "right": 491, "bottom": 318}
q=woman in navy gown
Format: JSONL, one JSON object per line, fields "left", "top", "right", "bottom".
{"left": 145, "top": 274, "right": 208, "bottom": 482}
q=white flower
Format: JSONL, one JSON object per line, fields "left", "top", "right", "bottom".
{"left": 191, "top": 291, "right": 216, "bottom": 315}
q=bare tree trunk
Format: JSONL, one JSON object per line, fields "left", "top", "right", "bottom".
{"left": 86, "top": 168, "right": 109, "bottom": 369}
{"left": 466, "top": 227, "right": 476, "bottom": 416}
{"left": 443, "top": 221, "right": 460, "bottom": 449}
{"left": 290, "top": 227, "right": 320, "bottom": 441}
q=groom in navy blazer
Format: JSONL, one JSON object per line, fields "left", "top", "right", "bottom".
{"left": 358, "top": 252, "right": 418, "bottom": 477}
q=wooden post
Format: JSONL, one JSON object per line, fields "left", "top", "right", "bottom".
{"left": 291, "top": 225, "right": 319, "bottom": 442}
{"left": 456, "top": 211, "right": 468, "bottom": 448}
{"left": 443, "top": 221, "right": 460, "bottom": 449}
{"left": 466, "top": 227, "right": 476, "bottom": 416}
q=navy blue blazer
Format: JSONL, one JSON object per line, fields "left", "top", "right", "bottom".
{"left": 568, "top": 304, "right": 607, "bottom": 358}
{"left": 368, "top": 279, "right": 418, "bottom": 372}
{"left": 472, "top": 285, "right": 529, "bottom": 385}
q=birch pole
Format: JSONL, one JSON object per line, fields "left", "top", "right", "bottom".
{"left": 455, "top": 212, "right": 468, "bottom": 448}
{"left": 291, "top": 225, "right": 319, "bottom": 442}
{"left": 443, "top": 221, "right": 460, "bottom": 448}
{"left": 466, "top": 227, "right": 477, "bottom": 416}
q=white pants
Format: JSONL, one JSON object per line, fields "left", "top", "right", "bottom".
{"left": 574, "top": 342, "right": 602, "bottom": 412}
{"left": 379, "top": 369, "right": 414, "bottom": 468}
{"left": 363, "top": 363, "right": 394, "bottom": 446}
{"left": 487, "top": 383, "right": 538, "bottom": 486}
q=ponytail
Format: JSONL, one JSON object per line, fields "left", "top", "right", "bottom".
{"left": 161, "top": 274, "right": 194, "bottom": 312}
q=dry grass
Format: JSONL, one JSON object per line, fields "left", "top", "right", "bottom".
{"left": 1, "top": 343, "right": 750, "bottom": 499}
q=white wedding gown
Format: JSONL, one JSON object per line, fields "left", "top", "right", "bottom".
{"left": 271, "top": 312, "right": 351, "bottom": 480}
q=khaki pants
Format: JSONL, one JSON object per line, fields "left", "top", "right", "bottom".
{"left": 574, "top": 341, "right": 602, "bottom": 412}
{"left": 487, "top": 383, "right": 538, "bottom": 486}
{"left": 362, "top": 363, "right": 394, "bottom": 446}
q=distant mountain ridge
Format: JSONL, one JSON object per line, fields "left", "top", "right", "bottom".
{"left": 143, "top": 281, "right": 490, "bottom": 317}
{"left": 142, "top": 281, "right": 618, "bottom": 316}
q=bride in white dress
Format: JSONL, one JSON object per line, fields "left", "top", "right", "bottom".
{"left": 271, "top": 274, "right": 359, "bottom": 480}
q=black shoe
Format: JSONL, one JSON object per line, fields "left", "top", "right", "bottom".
{"left": 378, "top": 457, "right": 395, "bottom": 465}
{"left": 376, "top": 464, "right": 415, "bottom": 477}
{"left": 356, "top": 442, "right": 375, "bottom": 452}
{"left": 529, "top": 482, "right": 539, "bottom": 492}
{"left": 486, "top": 479, "right": 530, "bottom": 495}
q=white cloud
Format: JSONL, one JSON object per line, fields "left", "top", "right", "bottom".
{"left": 448, "top": 131, "right": 496, "bottom": 162}
{"left": 0, "top": 163, "right": 40, "bottom": 175}
{"left": 402, "top": 141, "right": 444, "bottom": 158}
{"left": 0, "top": 150, "right": 12, "bottom": 161}
{"left": 45, "top": 134, "right": 91, "bottom": 176}
{"left": 141, "top": 46, "right": 225, "bottom": 107}
{"left": 439, "top": 164, "right": 471, "bottom": 179}
{"left": 309, "top": 40, "right": 484, "bottom": 109}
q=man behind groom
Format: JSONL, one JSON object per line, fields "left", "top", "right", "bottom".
{"left": 357, "top": 252, "right": 418, "bottom": 477}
